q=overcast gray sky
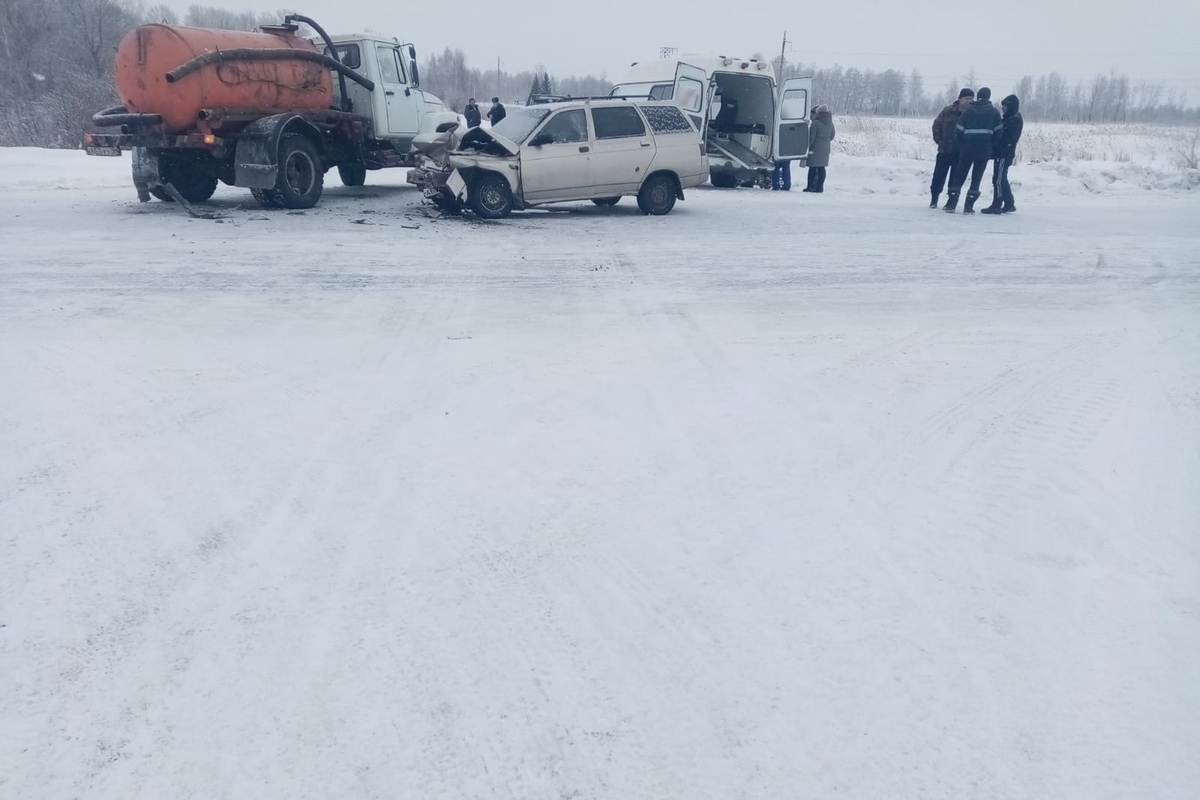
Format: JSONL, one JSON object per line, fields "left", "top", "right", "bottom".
{"left": 161, "top": 0, "right": 1200, "bottom": 101}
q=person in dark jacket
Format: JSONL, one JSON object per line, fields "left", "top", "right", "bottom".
{"left": 945, "top": 87, "right": 1003, "bottom": 213}
{"left": 929, "top": 88, "right": 974, "bottom": 208}
{"left": 804, "top": 105, "right": 835, "bottom": 192}
{"left": 982, "top": 94, "right": 1024, "bottom": 214}
{"left": 464, "top": 98, "right": 482, "bottom": 128}
{"left": 486, "top": 97, "right": 506, "bottom": 126}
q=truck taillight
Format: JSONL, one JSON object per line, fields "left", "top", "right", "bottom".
{"left": 82, "top": 133, "right": 94, "bottom": 145}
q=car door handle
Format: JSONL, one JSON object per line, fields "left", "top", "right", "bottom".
{"left": 579, "top": 146, "right": 589, "bottom": 152}
{"left": 640, "top": 141, "right": 651, "bottom": 147}
{"left": 385, "top": 90, "right": 396, "bottom": 96}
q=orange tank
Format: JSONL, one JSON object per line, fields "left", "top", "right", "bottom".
{"left": 114, "top": 24, "right": 334, "bottom": 133}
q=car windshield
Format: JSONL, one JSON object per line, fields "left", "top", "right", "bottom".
{"left": 491, "top": 107, "right": 552, "bottom": 144}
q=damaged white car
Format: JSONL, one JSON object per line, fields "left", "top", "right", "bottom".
{"left": 406, "top": 98, "right": 709, "bottom": 218}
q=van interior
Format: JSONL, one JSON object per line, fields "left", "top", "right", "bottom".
{"left": 708, "top": 72, "right": 776, "bottom": 160}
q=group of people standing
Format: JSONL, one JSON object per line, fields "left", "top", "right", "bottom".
{"left": 463, "top": 97, "right": 507, "bottom": 129}
{"left": 772, "top": 104, "right": 836, "bottom": 192}
{"left": 931, "top": 87, "right": 1024, "bottom": 214}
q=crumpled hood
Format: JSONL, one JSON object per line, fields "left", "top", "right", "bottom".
{"left": 411, "top": 126, "right": 521, "bottom": 162}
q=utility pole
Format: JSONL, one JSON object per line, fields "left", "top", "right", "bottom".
{"left": 496, "top": 56, "right": 501, "bottom": 98}
{"left": 777, "top": 29, "right": 787, "bottom": 81}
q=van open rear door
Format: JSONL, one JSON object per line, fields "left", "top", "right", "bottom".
{"left": 773, "top": 76, "right": 813, "bottom": 160}
{"left": 673, "top": 62, "right": 710, "bottom": 135}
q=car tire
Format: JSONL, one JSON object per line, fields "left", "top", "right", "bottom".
{"left": 469, "top": 172, "right": 514, "bottom": 219}
{"left": 637, "top": 174, "right": 677, "bottom": 216}
{"left": 338, "top": 163, "right": 367, "bottom": 187}
{"left": 709, "top": 173, "right": 737, "bottom": 189}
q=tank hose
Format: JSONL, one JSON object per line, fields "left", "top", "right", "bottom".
{"left": 283, "top": 14, "right": 355, "bottom": 113}
{"left": 165, "top": 49, "right": 375, "bottom": 93}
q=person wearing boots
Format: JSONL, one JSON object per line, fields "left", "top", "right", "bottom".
{"left": 982, "top": 94, "right": 1024, "bottom": 214}
{"left": 930, "top": 88, "right": 973, "bottom": 208}
{"left": 772, "top": 159, "right": 792, "bottom": 191}
{"left": 945, "top": 87, "right": 1003, "bottom": 213}
{"left": 804, "top": 105, "right": 835, "bottom": 192}
{"left": 464, "top": 98, "right": 482, "bottom": 128}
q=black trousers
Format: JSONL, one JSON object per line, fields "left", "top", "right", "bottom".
{"left": 991, "top": 157, "right": 1014, "bottom": 205}
{"left": 930, "top": 152, "right": 963, "bottom": 194}
{"left": 807, "top": 166, "right": 827, "bottom": 191}
{"left": 949, "top": 155, "right": 989, "bottom": 198}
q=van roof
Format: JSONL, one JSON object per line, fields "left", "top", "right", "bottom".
{"left": 614, "top": 55, "right": 777, "bottom": 84}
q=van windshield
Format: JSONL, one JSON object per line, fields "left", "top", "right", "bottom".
{"left": 491, "top": 107, "right": 551, "bottom": 144}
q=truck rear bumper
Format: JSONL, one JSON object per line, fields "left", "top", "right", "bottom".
{"left": 82, "top": 131, "right": 227, "bottom": 158}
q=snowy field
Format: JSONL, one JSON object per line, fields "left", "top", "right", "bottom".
{"left": 2, "top": 141, "right": 1199, "bottom": 800}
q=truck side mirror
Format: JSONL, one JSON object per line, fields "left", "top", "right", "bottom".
{"left": 410, "top": 60, "right": 420, "bottom": 88}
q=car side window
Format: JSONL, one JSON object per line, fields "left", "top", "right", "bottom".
{"left": 538, "top": 109, "right": 589, "bottom": 144}
{"left": 592, "top": 106, "right": 647, "bottom": 139}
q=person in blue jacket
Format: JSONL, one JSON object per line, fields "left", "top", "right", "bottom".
{"left": 944, "top": 87, "right": 1003, "bottom": 214}
{"left": 982, "top": 94, "right": 1024, "bottom": 214}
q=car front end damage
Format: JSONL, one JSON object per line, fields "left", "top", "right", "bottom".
{"left": 407, "top": 127, "right": 521, "bottom": 214}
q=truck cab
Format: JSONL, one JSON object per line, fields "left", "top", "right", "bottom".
{"left": 325, "top": 35, "right": 458, "bottom": 172}
{"left": 610, "top": 57, "right": 813, "bottom": 188}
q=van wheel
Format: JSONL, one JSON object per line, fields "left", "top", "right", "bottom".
{"left": 591, "top": 197, "right": 620, "bottom": 207}
{"left": 338, "top": 163, "right": 366, "bottom": 187}
{"left": 637, "top": 174, "right": 677, "bottom": 215}
{"left": 709, "top": 173, "right": 737, "bottom": 189}
{"left": 470, "top": 173, "right": 513, "bottom": 219}
{"left": 258, "top": 132, "right": 323, "bottom": 209}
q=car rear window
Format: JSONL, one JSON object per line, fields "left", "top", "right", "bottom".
{"left": 592, "top": 106, "right": 647, "bottom": 139}
{"left": 639, "top": 105, "right": 693, "bottom": 134}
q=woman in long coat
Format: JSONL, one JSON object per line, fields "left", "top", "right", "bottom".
{"left": 805, "top": 105, "right": 835, "bottom": 193}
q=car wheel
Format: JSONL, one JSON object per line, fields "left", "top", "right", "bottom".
{"left": 469, "top": 172, "right": 514, "bottom": 219}
{"left": 709, "top": 173, "right": 737, "bottom": 189}
{"left": 637, "top": 174, "right": 677, "bottom": 216}
{"left": 591, "top": 197, "right": 620, "bottom": 207}
{"left": 338, "top": 163, "right": 366, "bottom": 187}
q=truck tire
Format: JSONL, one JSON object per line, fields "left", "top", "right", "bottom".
{"left": 637, "top": 173, "right": 677, "bottom": 216}
{"left": 338, "top": 163, "right": 366, "bottom": 187}
{"left": 254, "top": 132, "right": 323, "bottom": 209}
{"left": 469, "top": 172, "right": 514, "bottom": 219}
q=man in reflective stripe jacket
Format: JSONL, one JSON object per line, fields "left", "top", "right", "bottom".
{"left": 944, "top": 87, "right": 1004, "bottom": 214}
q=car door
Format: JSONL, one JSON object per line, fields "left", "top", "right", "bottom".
{"left": 773, "top": 76, "right": 813, "bottom": 160}
{"left": 588, "top": 105, "right": 655, "bottom": 196}
{"left": 519, "top": 109, "right": 593, "bottom": 203}
{"left": 374, "top": 44, "right": 419, "bottom": 137}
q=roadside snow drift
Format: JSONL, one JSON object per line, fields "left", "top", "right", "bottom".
{"left": 2, "top": 143, "right": 1198, "bottom": 800}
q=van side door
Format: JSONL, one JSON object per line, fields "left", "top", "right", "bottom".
{"left": 773, "top": 77, "right": 813, "bottom": 161}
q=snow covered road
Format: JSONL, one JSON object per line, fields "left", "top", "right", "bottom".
{"left": 2, "top": 150, "right": 1199, "bottom": 799}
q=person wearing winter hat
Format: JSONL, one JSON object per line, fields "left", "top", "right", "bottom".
{"left": 982, "top": 94, "right": 1024, "bottom": 214}
{"left": 929, "top": 88, "right": 974, "bottom": 208}
{"left": 945, "top": 86, "right": 1003, "bottom": 213}
{"left": 804, "top": 104, "right": 835, "bottom": 192}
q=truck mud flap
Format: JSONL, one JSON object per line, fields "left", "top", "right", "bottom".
{"left": 234, "top": 113, "right": 322, "bottom": 189}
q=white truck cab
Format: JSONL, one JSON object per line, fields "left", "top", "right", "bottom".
{"left": 325, "top": 35, "right": 458, "bottom": 172}
{"left": 610, "top": 56, "right": 813, "bottom": 188}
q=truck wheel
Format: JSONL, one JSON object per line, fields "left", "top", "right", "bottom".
{"left": 709, "top": 173, "right": 737, "bottom": 189}
{"left": 258, "top": 132, "right": 323, "bottom": 209}
{"left": 591, "top": 197, "right": 620, "bottom": 207}
{"left": 469, "top": 173, "right": 513, "bottom": 219}
{"left": 637, "top": 174, "right": 677, "bottom": 216}
{"left": 338, "top": 163, "right": 366, "bottom": 187}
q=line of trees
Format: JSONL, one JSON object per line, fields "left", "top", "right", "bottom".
{"left": 774, "top": 61, "right": 1198, "bottom": 124}
{"left": 1, "top": 0, "right": 1196, "bottom": 149}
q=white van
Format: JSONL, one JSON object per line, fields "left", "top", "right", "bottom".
{"left": 610, "top": 57, "right": 813, "bottom": 188}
